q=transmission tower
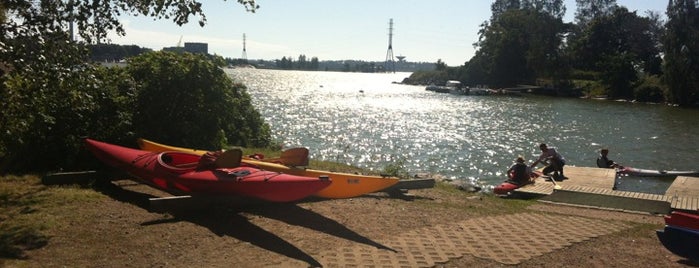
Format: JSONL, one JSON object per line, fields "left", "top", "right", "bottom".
{"left": 241, "top": 33, "right": 248, "bottom": 62}
{"left": 384, "top": 18, "right": 395, "bottom": 73}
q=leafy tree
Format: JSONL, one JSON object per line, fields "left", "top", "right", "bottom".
{"left": 1, "top": 65, "right": 137, "bottom": 172}
{"left": 569, "top": 7, "right": 662, "bottom": 98}
{"left": 435, "top": 59, "right": 447, "bottom": 71}
{"left": 522, "top": 0, "right": 566, "bottom": 19}
{"left": 663, "top": 0, "right": 699, "bottom": 106}
{"left": 461, "top": 54, "right": 490, "bottom": 86}
{"left": 89, "top": 44, "right": 152, "bottom": 62}
{"left": 0, "top": 1, "right": 259, "bottom": 173}
{"left": 128, "top": 51, "right": 271, "bottom": 150}
{"left": 490, "top": 0, "right": 521, "bottom": 19}
{"left": 574, "top": 0, "right": 618, "bottom": 26}
{"left": 634, "top": 75, "right": 666, "bottom": 103}
{"left": 596, "top": 52, "right": 636, "bottom": 98}
{"left": 473, "top": 1, "right": 567, "bottom": 87}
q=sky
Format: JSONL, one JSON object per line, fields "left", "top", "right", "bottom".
{"left": 108, "top": 0, "right": 668, "bottom": 66}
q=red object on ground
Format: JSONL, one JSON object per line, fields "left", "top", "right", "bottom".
{"left": 84, "top": 138, "right": 331, "bottom": 202}
{"left": 664, "top": 211, "right": 699, "bottom": 231}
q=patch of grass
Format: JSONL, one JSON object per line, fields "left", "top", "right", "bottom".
{"left": 0, "top": 175, "right": 49, "bottom": 259}
{"left": 380, "top": 156, "right": 411, "bottom": 180}
{"left": 416, "top": 182, "right": 538, "bottom": 216}
{"left": 308, "top": 160, "right": 368, "bottom": 174}
{"left": 0, "top": 174, "right": 104, "bottom": 259}
{"left": 0, "top": 217, "right": 48, "bottom": 259}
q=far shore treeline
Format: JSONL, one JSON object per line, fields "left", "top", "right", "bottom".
{"left": 2, "top": 0, "right": 699, "bottom": 174}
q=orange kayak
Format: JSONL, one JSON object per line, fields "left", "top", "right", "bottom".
{"left": 137, "top": 138, "right": 400, "bottom": 199}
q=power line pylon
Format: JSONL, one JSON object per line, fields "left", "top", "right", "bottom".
{"left": 384, "top": 18, "right": 395, "bottom": 73}
{"left": 241, "top": 33, "right": 248, "bottom": 63}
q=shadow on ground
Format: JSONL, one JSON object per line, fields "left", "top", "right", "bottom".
{"left": 94, "top": 180, "right": 394, "bottom": 266}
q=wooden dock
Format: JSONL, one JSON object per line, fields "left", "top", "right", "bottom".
{"left": 514, "top": 166, "right": 699, "bottom": 212}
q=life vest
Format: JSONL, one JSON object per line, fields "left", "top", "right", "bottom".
{"left": 512, "top": 163, "right": 529, "bottom": 183}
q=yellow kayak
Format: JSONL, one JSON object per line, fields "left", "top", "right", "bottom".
{"left": 137, "top": 138, "right": 400, "bottom": 199}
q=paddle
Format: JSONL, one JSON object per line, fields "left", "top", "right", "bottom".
{"left": 278, "top": 147, "right": 309, "bottom": 167}
{"left": 549, "top": 176, "right": 562, "bottom": 190}
{"left": 250, "top": 147, "right": 309, "bottom": 167}
{"left": 532, "top": 161, "right": 562, "bottom": 190}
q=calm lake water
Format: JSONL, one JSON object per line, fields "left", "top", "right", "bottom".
{"left": 227, "top": 68, "right": 699, "bottom": 194}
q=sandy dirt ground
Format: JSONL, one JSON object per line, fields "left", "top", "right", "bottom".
{"left": 1, "top": 179, "right": 695, "bottom": 268}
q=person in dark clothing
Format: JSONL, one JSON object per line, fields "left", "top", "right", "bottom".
{"left": 507, "top": 156, "right": 533, "bottom": 185}
{"left": 597, "top": 148, "right": 620, "bottom": 168}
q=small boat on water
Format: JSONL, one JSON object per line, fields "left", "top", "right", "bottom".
{"left": 656, "top": 225, "right": 699, "bottom": 261}
{"left": 137, "top": 138, "right": 400, "bottom": 199}
{"left": 618, "top": 166, "right": 699, "bottom": 177}
{"left": 85, "top": 139, "right": 331, "bottom": 202}
{"left": 426, "top": 80, "right": 461, "bottom": 94}
{"left": 468, "top": 86, "right": 492, "bottom": 95}
{"left": 664, "top": 211, "right": 699, "bottom": 231}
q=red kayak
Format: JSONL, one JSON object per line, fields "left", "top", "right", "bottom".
{"left": 664, "top": 211, "right": 699, "bottom": 231}
{"left": 84, "top": 139, "right": 331, "bottom": 202}
{"left": 493, "top": 171, "right": 541, "bottom": 195}
{"left": 493, "top": 181, "right": 519, "bottom": 195}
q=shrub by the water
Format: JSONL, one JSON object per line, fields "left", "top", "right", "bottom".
{"left": 127, "top": 51, "right": 272, "bottom": 151}
{"left": 0, "top": 51, "right": 272, "bottom": 173}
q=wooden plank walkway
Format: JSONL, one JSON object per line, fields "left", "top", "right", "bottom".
{"left": 514, "top": 166, "right": 699, "bottom": 211}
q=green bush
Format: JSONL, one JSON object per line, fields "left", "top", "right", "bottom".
{"left": 402, "top": 70, "right": 450, "bottom": 86}
{"left": 0, "top": 51, "right": 272, "bottom": 173}
{"left": 633, "top": 75, "right": 666, "bottom": 103}
{"left": 127, "top": 51, "right": 272, "bottom": 150}
{"left": 0, "top": 65, "right": 137, "bottom": 173}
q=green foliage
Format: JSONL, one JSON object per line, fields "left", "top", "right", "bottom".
{"left": 402, "top": 70, "right": 450, "bottom": 86}
{"left": 0, "top": 223, "right": 48, "bottom": 259}
{"left": 0, "top": 175, "right": 49, "bottom": 259}
{"left": 663, "top": 0, "right": 699, "bottom": 106}
{"left": 596, "top": 52, "right": 637, "bottom": 99}
{"left": 127, "top": 51, "right": 272, "bottom": 150}
{"left": 0, "top": 64, "right": 137, "bottom": 173}
{"left": 88, "top": 44, "right": 152, "bottom": 62}
{"left": 634, "top": 75, "right": 666, "bottom": 103}
{"left": 567, "top": 6, "right": 662, "bottom": 100}
{"left": 0, "top": 1, "right": 263, "bottom": 173}
{"left": 474, "top": 4, "right": 568, "bottom": 88}
{"left": 275, "top": 55, "right": 320, "bottom": 70}
{"left": 574, "top": 79, "right": 606, "bottom": 97}
{"left": 574, "top": 0, "right": 618, "bottom": 26}
{"left": 381, "top": 156, "right": 411, "bottom": 180}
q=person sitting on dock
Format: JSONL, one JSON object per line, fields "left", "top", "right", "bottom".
{"left": 530, "top": 143, "right": 567, "bottom": 180}
{"left": 507, "top": 156, "right": 533, "bottom": 185}
{"left": 596, "top": 148, "right": 620, "bottom": 169}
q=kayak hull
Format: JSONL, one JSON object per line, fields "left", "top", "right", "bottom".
{"left": 85, "top": 139, "right": 331, "bottom": 202}
{"left": 619, "top": 167, "right": 699, "bottom": 177}
{"left": 493, "top": 171, "right": 541, "bottom": 195}
{"left": 243, "top": 159, "right": 400, "bottom": 198}
{"left": 493, "top": 181, "right": 519, "bottom": 195}
{"left": 137, "top": 138, "right": 400, "bottom": 199}
{"left": 656, "top": 225, "right": 699, "bottom": 261}
{"left": 665, "top": 211, "right": 699, "bottom": 231}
